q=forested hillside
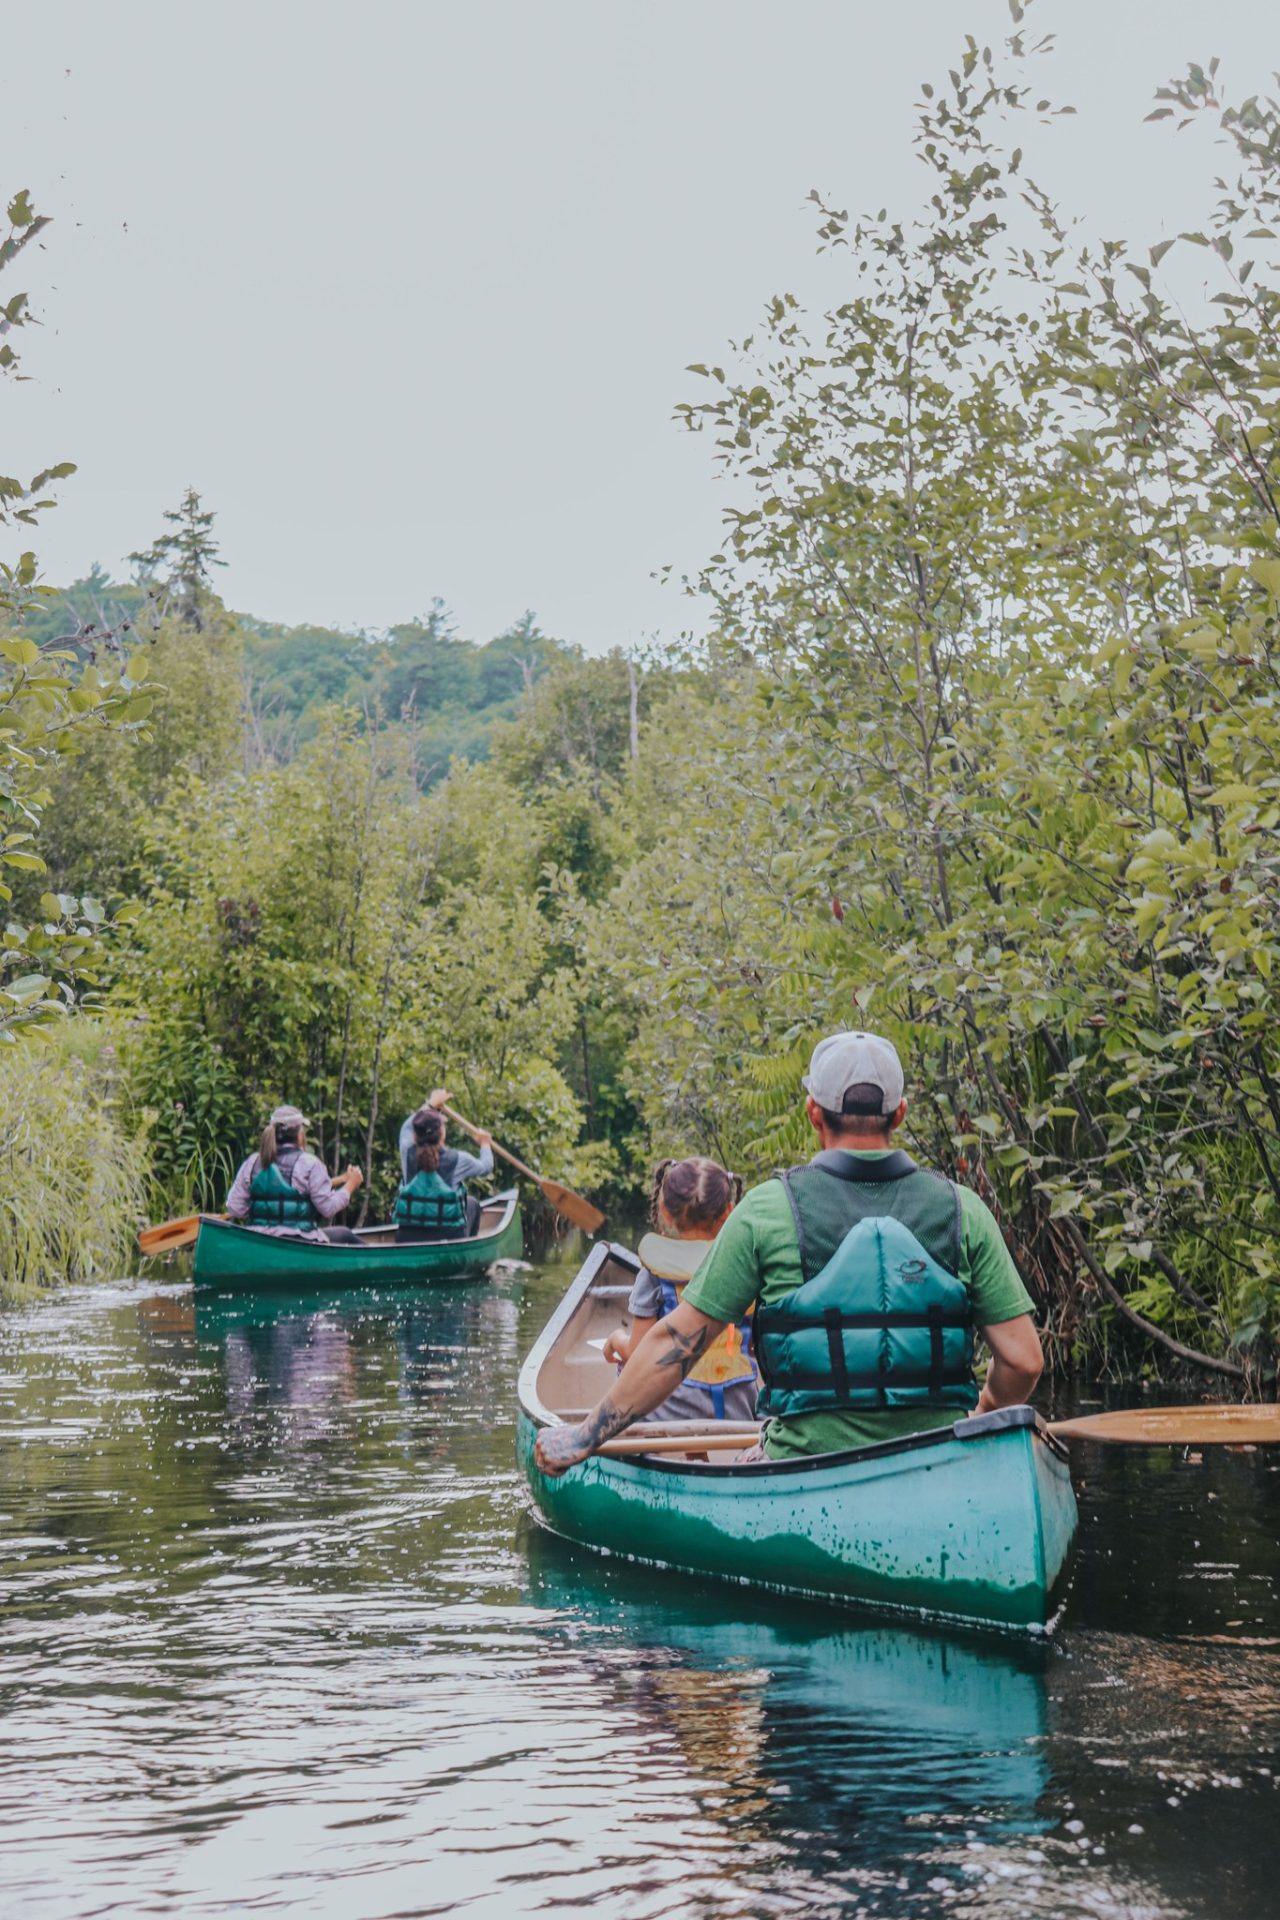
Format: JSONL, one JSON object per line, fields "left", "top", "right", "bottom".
{"left": 23, "top": 552, "right": 572, "bottom": 775}
{"left": 4, "top": 22, "right": 1280, "bottom": 1391}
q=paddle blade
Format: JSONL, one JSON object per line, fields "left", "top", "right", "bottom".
{"left": 1049, "top": 1404, "right": 1280, "bottom": 1446}
{"left": 137, "top": 1214, "right": 202, "bottom": 1255}
{"left": 539, "top": 1179, "right": 605, "bottom": 1235}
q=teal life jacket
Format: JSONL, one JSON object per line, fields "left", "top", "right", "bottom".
{"left": 247, "top": 1150, "right": 319, "bottom": 1230}
{"left": 395, "top": 1167, "right": 468, "bottom": 1237}
{"left": 754, "top": 1149, "right": 977, "bottom": 1419}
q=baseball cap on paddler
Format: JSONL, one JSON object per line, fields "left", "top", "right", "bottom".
{"left": 802, "top": 1031, "right": 905, "bottom": 1116}
{"left": 269, "top": 1103, "right": 309, "bottom": 1130}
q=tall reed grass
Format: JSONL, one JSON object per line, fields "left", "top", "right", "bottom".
{"left": 0, "top": 1022, "right": 148, "bottom": 1296}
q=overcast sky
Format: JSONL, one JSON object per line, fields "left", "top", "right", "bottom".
{"left": 4, "top": 0, "right": 1275, "bottom": 651}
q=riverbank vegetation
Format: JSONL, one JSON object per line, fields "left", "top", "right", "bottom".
{"left": 5, "top": 8, "right": 1280, "bottom": 1383}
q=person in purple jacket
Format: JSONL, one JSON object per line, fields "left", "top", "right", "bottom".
{"left": 225, "top": 1105, "right": 363, "bottom": 1241}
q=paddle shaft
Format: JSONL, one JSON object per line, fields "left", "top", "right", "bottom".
{"left": 440, "top": 1104, "right": 604, "bottom": 1233}
{"left": 592, "top": 1403, "right": 1280, "bottom": 1459}
{"left": 440, "top": 1106, "right": 540, "bottom": 1182}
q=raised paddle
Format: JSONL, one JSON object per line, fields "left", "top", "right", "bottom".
{"left": 594, "top": 1403, "right": 1280, "bottom": 1459}
{"left": 440, "top": 1104, "right": 605, "bottom": 1236}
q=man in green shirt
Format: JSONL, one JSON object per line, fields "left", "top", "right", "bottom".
{"left": 536, "top": 1030, "right": 1043, "bottom": 1476}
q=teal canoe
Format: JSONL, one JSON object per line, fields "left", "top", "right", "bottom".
{"left": 518, "top": 1240, "right": 1079, "bottom": 1633}
{"left": 192, "top": 1188, "right": 523, "bottom": 1289}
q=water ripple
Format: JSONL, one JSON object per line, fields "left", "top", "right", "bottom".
{"left": 0, "top": 1272, "right": 1276, "bottom": 1917}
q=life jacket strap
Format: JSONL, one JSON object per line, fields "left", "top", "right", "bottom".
{"left": 928, "top": 1301, "right": 945, "bottom": 1396}
{"left": 824, "top": 1307, "right": 849, "bottom": 1401}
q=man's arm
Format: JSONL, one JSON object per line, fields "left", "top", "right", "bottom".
{"left": 974, "top": 1314, "right": 1043, "bottom": 1414}
{"left": 534, "top": 1299, "right": 729, "bottom": 1475}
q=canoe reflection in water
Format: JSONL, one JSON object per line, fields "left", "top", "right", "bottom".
{"left": 525, "top": 1532, "right": 1051, "bottom": 1898}
{"left": 197, "top": 1283, "right": 521, "bottom": 1461}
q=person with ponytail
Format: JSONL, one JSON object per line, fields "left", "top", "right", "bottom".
{"left": 225, "top": 1105, "right": 364, "bottom": 1241}
{"left": 601, "top": 1157, "right": 756, "bottom": 1425}
{"left": 398, "top": 1087, "right": 494, "bottom": 1185}
{"left": 394, "top": 1104, "right": 492, "bottom": 1242}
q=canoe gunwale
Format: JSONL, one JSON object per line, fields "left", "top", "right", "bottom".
{"left": 516, "top": 1238, "right": 1070, "bottom": 1476}
{"left": 518, "top": 1238, "right": 638, "bottom": 1425}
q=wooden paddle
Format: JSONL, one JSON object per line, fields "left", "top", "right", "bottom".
{"left": 1046, "top": 1404, "right": 1280, "bottom": 1445}
{"left": 440, "top": 1104, "right": 605, "bottom": 1235}
{"left": 137, "top": 1213, "right": 215, "bottom": 1256}
{"left": 596, "top": 1403, "right": 1280, "bottom": 1459}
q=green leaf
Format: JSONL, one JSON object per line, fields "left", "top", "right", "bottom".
{"left": 2, "top": 973, "right": 50, "bottom": 1005}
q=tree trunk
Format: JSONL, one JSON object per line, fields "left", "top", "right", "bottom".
{"left": 627, "top": 655, "right": 641, "bottom": 761}
{"left": 359, "top": 947, "right": 396, "bottom": 1223}
{"left": 580, "top": 1013, "right": 594, "bottom": 1132}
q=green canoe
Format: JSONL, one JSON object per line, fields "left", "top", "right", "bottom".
{"left": 518, "top": 1239, "right": 1079, "bottom": 1633}
{"left": 192, "top": 1188, "right": 523, "bottom": 1289}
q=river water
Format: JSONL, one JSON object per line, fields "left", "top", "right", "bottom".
{"left": 0, "top": 1256, "right": 1276, "bottom": 1919}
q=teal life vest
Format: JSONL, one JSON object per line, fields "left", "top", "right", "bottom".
{"left": 395, "top": 1167, "right": 468, "bottom": 1237}
{"left": 247, "top": 1150, "right": 319, "bottom": 1230}
{"left": 754, "top": 1150, "right": 978, "bottom": 1419}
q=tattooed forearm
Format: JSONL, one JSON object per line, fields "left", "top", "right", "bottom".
{"left": 535, "top": 1307, "right": 729, "bottom": 1476}
{"left": 652, "top": 1323, "right": 713, "bottom": 1375}
{"left": 578, "top": 1396, "right": 635, "bottom": 1449}
{"left": 578, "top": 1329, "right": 710, "bottom": 1443}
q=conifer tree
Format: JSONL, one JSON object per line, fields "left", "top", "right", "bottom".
{"left": 129, "top": 487, "right": 225, "bottom": 632}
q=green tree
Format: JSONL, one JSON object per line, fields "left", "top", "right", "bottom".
{"left": 121, "top": 715, "right": 611, "bottom": 1218}
{"left": 1, "top": 188, "right": 155, "bottom": 1042}
{"left": 599, "top": 18, "right": 1280, "bottom": 1382}
{"left": 129, "top": 487, "right": 226, "bottom": 632}
{"left": 38, "top": 610, "right": 247, "bottom": 898}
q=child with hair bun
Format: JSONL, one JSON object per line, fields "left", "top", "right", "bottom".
{"left": 602, "top": 1156, "right": 757, "bottom": 1424}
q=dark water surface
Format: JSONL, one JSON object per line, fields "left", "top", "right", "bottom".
{"left": 0, "top": 1260, "right": 1276, "bottom": 1919}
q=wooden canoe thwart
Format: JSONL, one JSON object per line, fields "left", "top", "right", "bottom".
{"left": 191, "top": 1189, "right": 523, "bottom": 1289}
{"left": 517, "top": 1240, "right": 1080, "bottom": 1634}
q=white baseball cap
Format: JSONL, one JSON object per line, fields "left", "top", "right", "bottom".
{"left": 801, "top": 1032, "right": 905, "bottom": 1115}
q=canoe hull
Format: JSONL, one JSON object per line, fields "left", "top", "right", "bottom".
{"left": 517, "top": 1408, "right": 1077, "bottom": 1633}
{"left": 192, "top": 1191, "right": 523, "bottom": 1289}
